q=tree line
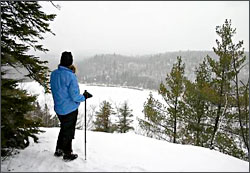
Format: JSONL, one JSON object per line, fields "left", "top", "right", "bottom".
{"left": 75, "top": 51, "right": 249, "bottom": 90}
{"left": 138, "top": 19, "right": 249, "bottom": 161}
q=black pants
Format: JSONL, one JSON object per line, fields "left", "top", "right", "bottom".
{"left": 56, "top": 109, "right": 78, "bottom": 154}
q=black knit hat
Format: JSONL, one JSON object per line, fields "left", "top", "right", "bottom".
{"left": 60, "top": 51, "right": 73, "bottom": 67}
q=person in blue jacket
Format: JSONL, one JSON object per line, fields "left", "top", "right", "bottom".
{"left": 50, "top": 51, "right": 92, "bottom": 161}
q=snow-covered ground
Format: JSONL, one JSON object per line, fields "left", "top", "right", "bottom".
{"left": 2, "top": 82, "right": 249, "bottom": 171}
{"left": 1, "top": 127, "right": 249, "bottom": 172}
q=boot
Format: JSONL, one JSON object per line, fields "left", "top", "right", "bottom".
{"left": 54, "top": 149, "right": 64, "bottom": 157}
{"left": 63, "top": 152, "right": 78, "bottom": 161}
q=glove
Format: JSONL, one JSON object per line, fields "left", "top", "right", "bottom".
{"left": 83, "top": 90, "right": 93, "bottom": 99}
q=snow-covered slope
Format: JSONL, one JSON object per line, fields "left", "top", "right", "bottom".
{"left": 1, "top": 128, "right": 248, "bottom": 172}
{"left": 7, "top": 81, "right": 248, "bottom": 171}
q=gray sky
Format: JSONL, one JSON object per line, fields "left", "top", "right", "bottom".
{"left": 39, "top": 1, "right": 249, "bottom": 58}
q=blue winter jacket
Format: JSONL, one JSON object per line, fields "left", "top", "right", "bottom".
{"left": 50, "top": 66, "right": 85, "bottom": 115}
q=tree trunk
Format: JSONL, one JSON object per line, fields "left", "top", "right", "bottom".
{"left": 195, "top": 114, "right": 202, "bottom": 146}
{"left": 210, "top": 68, "right": 226, "bottom": 149}
{"left": 210, "top": 104, "right": 221, "bottom": 148}
{"left": 233, "top": 58, "right": 249, "bottom": 151}
{"left": 173, "top": 96, "right": 178, "bottom": 143}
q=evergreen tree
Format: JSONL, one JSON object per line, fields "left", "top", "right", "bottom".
{"left": 206, "top": 20, "right": 249, "bottom": 158}
{"left": 139, "top": 92, "right": 167, "bottom": 140}
{"left": 230, "top": 32, "right": 249, "bottom": 152}
{"left": 181, "top": 58, "right": 215, "bottom": 146}
{"left": 204, "top": 19, "right": 249, "bottom": 160}
{"left": 116, "top": 101, "right": 134, "bottom": 133}
{"left": 1, "top": 79, "right": 42, "bottom": 156}
{"left": 158, "top": 56, "right": 186, "bottom": 143}
{"left": 93, "top": 101, "right": 116, "bottom": 133}
{"left": 43, "top": 103, "right": 50, "bottom": 127}
{"left": 1, "top": 1, "right": 56, "bottom": 91}
{"left": 207, "top": 19, "right": 236, "bottom": 149}
{"left": 139, "top": 57, "right": 186, "bottom": 143}
{"left": 1, "top": 1, "right": 56, "bottom": 156}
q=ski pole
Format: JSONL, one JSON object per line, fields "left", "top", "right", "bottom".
{"left": 84, "top": 90, "right": 87, "bottom": 160}
{"left": 84, "top": 90, "right": 92, "bottom": 160}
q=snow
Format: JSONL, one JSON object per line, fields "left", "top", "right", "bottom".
{"left": 6, "top": 81, "right": 248, "bottom": 171}
{"left": 1, "top": 127, "right": 249, "bottom": 172}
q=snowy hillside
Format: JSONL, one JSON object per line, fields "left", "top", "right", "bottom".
{"left": 1, "top": 128, "right": 248, "bottom": 172}
{"left": 9, "top": 81, "right": 248, "bottom": 172}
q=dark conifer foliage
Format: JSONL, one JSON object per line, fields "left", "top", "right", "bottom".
{"left": 93, "top": 101, "right": 116, "bottom": 133}
{"left": 158, "top": 56, "right": 186, "bottom": 143}
{"left": 180, "top": 57, "right": 214, "bottom": 147}
{"left": 138, "top": 92, "right": 167, "bottom": 140}
{"left": 116, "top": 101, "right": 134, "bottom": 133}
{"left": 139, "top": 57, "right": 186, "bottom": 143}
{"left": 1, "top": 1, "right": 56, "bottom": 156}
{"left": 1, "top": 1, "right": 56, "bottom": 91}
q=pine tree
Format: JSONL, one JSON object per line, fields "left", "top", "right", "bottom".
{"left": 93, "top": 101, "right": 116, "bottom": 133}
{"left": 139, "top": 92, "right": 167, "bottom": 140}
{"left": 230, "top": 32, "right": 249, "bottom": 152}
{"left": 205, "top": 19, "right": 248, "bottom": 160}
{"left": 181, "top": 57, "right": 215, "bottom": 147}
{"left": 1, "top": 1, "right": 56, "bottom": 156}
{"left": 140, "top": 57, "right": 186, "bottom": 143}
{"left": 207, "top": 19, "right": 236, "bottom": 149}
{"left": 116, "top": 101, "right": 134, "bottom": 133}
{"left": 158, "top": 56, "right": 186, "bottom": 143}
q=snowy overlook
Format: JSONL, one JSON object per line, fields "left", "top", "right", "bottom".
{"left": 1, "top": 81, "right": 249, "bottom": 172}
{"left": 1, "top": 1, "right": 249, "bottom": 172}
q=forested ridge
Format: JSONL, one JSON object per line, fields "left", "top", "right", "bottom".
{"left": 76, "top": 51, "right": 249, "bottom": 90}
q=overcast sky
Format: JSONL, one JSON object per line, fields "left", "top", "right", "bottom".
{"left": 39, "top": 1, "right": 249, "bottom": 58}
